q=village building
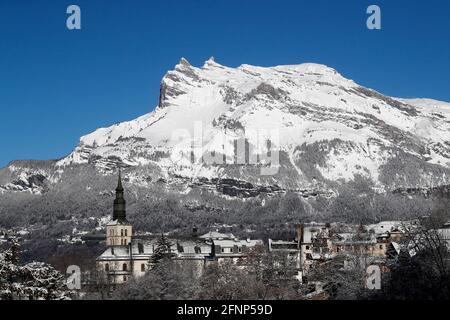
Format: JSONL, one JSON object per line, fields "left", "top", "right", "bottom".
{"left": 96, "top": 173, "right": 445, "bottom": 290}
{"left": 211, "top": 237, "right": 263, "bottom": 263}
{"left": 199, "top": 230, "right": 262, "bottom": 263}
{"left": 268, "top": 221, "right": 409, "bottom": 283}
{"left": 96, "top": 173, "right": 262, "bottom": 285}
{"left": 437, "top": 221, "right": 450, "bottom": 248}
{"left": 331, "top": 232, "right": 387, "bottom": 257}
{"left": 268, "top": 223, "right": 333, "bottom": 282}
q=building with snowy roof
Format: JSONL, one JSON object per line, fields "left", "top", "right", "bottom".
{"left": 96, "top": 172, "right": 262, "bottom": 285}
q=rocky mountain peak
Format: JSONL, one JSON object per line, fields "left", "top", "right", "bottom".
{"left": 3, "top": 59, "right": 450, "bottom": 199}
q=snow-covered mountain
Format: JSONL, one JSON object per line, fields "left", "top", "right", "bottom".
{"left": 2, "top": 58, "right": 450, "bottom": 197}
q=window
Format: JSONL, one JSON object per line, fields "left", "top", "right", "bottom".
{"left": 121, "top": 229, "right": 124, "bottom": 237}
{"left": 122, "top": 263, "right": 127, "bottom": 271}
{"left": 121, "top": 239, "right": 124, "bottom": 246}
{"left": 141, "top": 264, "right": 146, "bottom": 272}
{"left": 125, "top": 229, "right": 128, "bottom": 237}
{"left": 238, "top": 247, "right": 242, "bottom": 253}
{"left": 123, "top": 276, "right": 127, "bottom": 282}
{"left": 306, "top": 246, "right": 310, "bottom": 250}
{"left": 221, "top": 247, "right": 232, "bottom": 254}
{"left": 379, "top": 245, "right": 383, "bottom": 250}
{"left": 105, "top": 263, "right": 109, "bottom": 272}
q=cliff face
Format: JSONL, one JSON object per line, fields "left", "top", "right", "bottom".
{"left": 2, "top": 59, "right": 450, "bottom": 199}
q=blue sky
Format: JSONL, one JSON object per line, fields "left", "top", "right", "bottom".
{"left": 0, "top": 0, "right": 449, "bottom": 167}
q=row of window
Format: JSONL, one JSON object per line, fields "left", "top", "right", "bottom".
{"left": 335, "top": 244, "right": 384, "bottom": 252}
{"left": 109, "top": 238, "right": 129, "bottom": 246}
{"left": 104, "top": 263, "right": 146, "bottom": 272}
{"left": 109, "top": 229, "right": 129, "bottom": 236}
{"left": 221, "top": 247, "right": 242, "bottom": 253}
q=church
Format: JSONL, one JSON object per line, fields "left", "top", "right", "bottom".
{"left": 96, "top": 171, "right": 263, "bottom": 285}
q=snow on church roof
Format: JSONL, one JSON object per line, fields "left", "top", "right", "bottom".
{"left": 106, "top": 219, "right": 131, "bottom": 226}
{"left": 97, "top": 238, "right": 213, "bottom": 261}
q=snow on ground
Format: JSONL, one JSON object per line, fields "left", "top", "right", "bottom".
{"left": 318, "top": 144, "right": 387, "bottom": 184}
{"left": 397, "top": 98, "right": 450, "bottom": 114}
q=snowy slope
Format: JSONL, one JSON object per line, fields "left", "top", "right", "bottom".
{"left": 7, "top": 58, "right": 450, "bottom": 194}
{"left": 396, "top": 98, "right": 450, "bottom": 114}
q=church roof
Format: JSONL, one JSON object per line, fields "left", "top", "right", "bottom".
{"left": 97, "top": 238, "right": 213, "bottom": 261}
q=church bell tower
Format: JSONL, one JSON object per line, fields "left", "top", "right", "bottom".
{"left": 106, "top": 169, "right": 132, "bottom": 247}
{"left": 113, "top": 170, "right": 127, "bottom": 222}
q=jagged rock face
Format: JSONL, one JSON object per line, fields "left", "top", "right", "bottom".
{"left": 2, "top": 59, "right": 450, "bottom": 197}
{"left": 0, "top": 161, "right": 56, "bottom": 194}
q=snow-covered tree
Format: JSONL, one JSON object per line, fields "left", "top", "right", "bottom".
{"left": 0, "top": 237, "right": 72, "bottom": 300}
{"left": 112, "top": 258, "right": 196, "bottom": 300}
{"left": 149, "top": 234, "right": 173, "bottom": 267}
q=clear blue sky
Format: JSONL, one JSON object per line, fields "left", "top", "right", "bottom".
{"left": 0, "top": 0, "right": 449, "bottom": 167}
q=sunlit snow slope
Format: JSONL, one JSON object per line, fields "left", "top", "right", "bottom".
{"left": 15, "top": 58, "right": 450, "bottom": 192}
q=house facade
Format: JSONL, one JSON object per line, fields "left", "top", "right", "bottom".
{"left": 268, "top": 221, "right": 408, "bottom": 282}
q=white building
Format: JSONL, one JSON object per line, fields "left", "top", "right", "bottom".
{"left": 96, "top": 172, "right": 262, "bottom": 285}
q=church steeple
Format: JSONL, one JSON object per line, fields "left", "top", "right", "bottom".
{"left": 113, "top": 169, "right": 127, "bottom": 222}
{"left": 116, "top": 169, "right": 124, "bottom": 192}
{"left": 106, "top": 168, "right": 132, "bottom": 247}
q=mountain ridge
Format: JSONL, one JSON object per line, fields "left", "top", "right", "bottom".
{"left": 2, "top": 59, "right": 450, "bottom": 197}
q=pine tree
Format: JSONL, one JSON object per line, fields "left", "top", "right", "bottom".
{"left": 0, "top": 236, "right": 72, "bottom": 300}
{"left": 385, "top": 242, "right": 399, "bottom": 262}
{"left": 149, "top": 234, "right": 173, "bottom": 267}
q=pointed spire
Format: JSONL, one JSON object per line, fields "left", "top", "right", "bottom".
{"left": 113, "top": 167, "right": 127, "bottom": 222}
{"left": 116, "top": 168, "right": 123, "bottom": 192}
